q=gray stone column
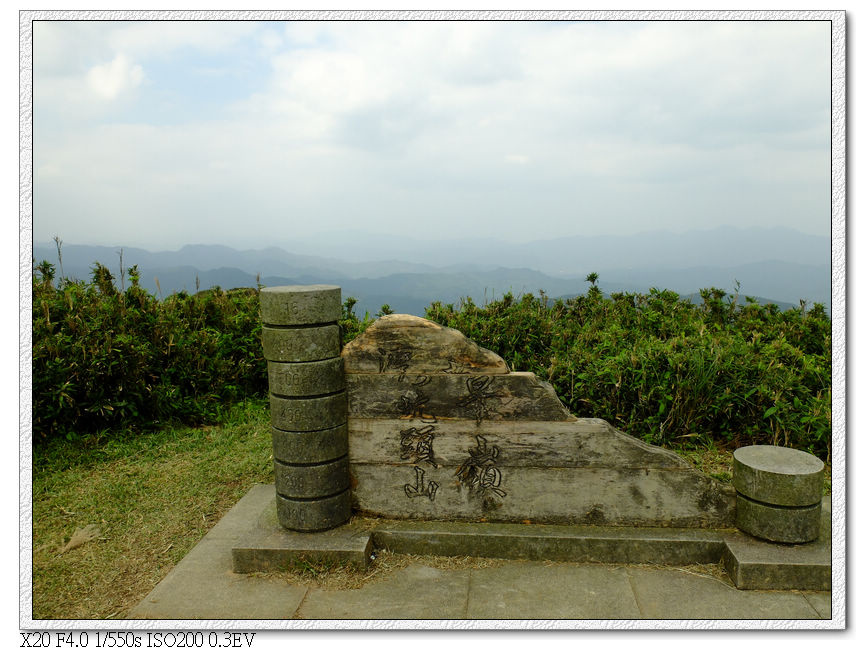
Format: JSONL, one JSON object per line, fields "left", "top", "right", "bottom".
{"left": 733, "top": 445, "right": 824, "bottom": 543}
{"left": 260, "top": 285, "right": 351, "bottom": 532}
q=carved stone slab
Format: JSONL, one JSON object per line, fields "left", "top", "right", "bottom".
{"left": 346, "top": 373, "right": 572, "bottom": 422}
{"left": 341, "top": 314, "right": 736, "bottom": 528}
{"left": 342, "top": 314, "right": 509, "bottom": 375}
{"left": 349, "top": 464, "right": 735, "bottom": 528}
{"left": 348, "top": 419, "right": 689, "bottom": 470}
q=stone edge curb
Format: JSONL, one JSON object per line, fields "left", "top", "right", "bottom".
{"left": 231, "top": 487, "right": 831, "bottom": 591}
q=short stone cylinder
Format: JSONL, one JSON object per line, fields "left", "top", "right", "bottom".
{"left": 271, "top": 424, "right": 349, "bottom": 465}
{"left": 268, "top": 358, "right": 345, "bottom": 397}
{"left": 733, "top": 445, "right": 824, "bottom": 506}
{"left": 735, "top": 494, "right": 822, "bottom": 544}
{"left": 732, "top": 445, "right": 825, "bottom": 544}
{"left": 260, "top": 285, "right": 341, "bottom": 327}
{"left": 276, "top": 490, "right": 353, "bottom": 533}
{"left": 275, "top": 456, "right": 350, "bottom": 499}
{"left": 269, "top": 393, "right": 347, "bottom": 432}
{"left": 261, "top": 325, "right": 341, "bottom": 362}
{"left": 261, "top": 285, "right": 350, "bottom": 532}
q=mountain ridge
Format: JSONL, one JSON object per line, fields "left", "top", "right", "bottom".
{"left": 32, "top": 226, "right": 831, "bottom": 316}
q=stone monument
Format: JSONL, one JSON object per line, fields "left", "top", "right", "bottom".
{"left": 342, "top": 314, "right": 736, "bottom": 527}
{"left": 235, "top": 288, "right": 829, "bottom": 592}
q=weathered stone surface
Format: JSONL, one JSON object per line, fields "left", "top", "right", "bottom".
{"left": 338, "top": 312, "right": 735, "bottom": 529}
{"left": 733, "top": 445, "right": 824, "bottom": 506}
{"left": 372, "top": 520, "right": 726, "bottom": 564}
{"left": 261, "top": 324, "right": 340, "bottom": 362}
{"left": 346, "top": 372, "right": 572, "bottom": 421}
{"left": 297, "top": 564, "right": 471, "bottom": 620}
{"left": 272, "top": 424, "right": 348, "bottom": 464}
{"left": 275, "top": 456, "right": 350, "bottom": 499}
{"left": 232, "top": 496, "right": 372, "bottom": 572}
{"left": 350, "top": 463, "right": 736, "bottom": 527}
{"left": 722, "top": 498, "right": 831, "bottom": 590}
{"left": 342, "top": 314, "right": 509, "bottom": 375}
{"left": 269, "top": 393, "right": 346, "bottom": 432}
{"left": 268, "top": 358, "right": 345, "bottom": 397}
{"left": 804, "top": 592, "right": 832, "bottom": 618}
{"left": 628, "top": 566, "right": 821, "bottom": 619}
{"left": 276, "top": 489, "right": 352, "bottom": 532}
{"left": 735, "top": 494, "right": 821, "bottom": 543}
{"left": 233, "top": 528, "right": 372, "bottom": 573}
{"left": 349, "top": 419, "right": 689, "bottom": 469}
{"left": 465, "top": 563, "right": 642, "bottom": 619}
{"left": 260, "top": 285, "right": 341, "bottom": 326}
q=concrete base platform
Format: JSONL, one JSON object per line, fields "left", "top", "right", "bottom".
{"left": 231, "top": 486, "right": 830, "bottom": 592}
{"left": 232, "top": 495, "right": 372, "bottom": 572}
{"left": 129, "top": 484, "right": 834, "bottom": 622}
{"left": 721, "top": 500, "right": 831, "bottom": 590}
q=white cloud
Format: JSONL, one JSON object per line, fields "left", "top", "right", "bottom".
{"left": 33, "top": 20, "right": 832, "bottom": 247}
{"left": 106, "top": 21, "right": 259, "bottom": 60}
{"left": 86, "top": 54, "right": 143, "bottom": 100}
{"left": 505, "top": 154, "right": 530, "bottom": 165}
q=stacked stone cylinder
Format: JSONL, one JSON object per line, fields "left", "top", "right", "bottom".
{"left": 733, "top": 445, "right": 824, "bottom": 544}
{"left": 260, "top": 285, "right": 351, "bottom": 532}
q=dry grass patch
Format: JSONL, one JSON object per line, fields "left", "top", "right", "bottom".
{"left": 633, "top": 560, "right": 734, "bottom": 587}
{"left": 259, "top": 549, "right": 509, "bottom": 592}
{"left": 675, "top": 444, "right": 831, "bottom": 495}
{"left": 31, "top": 401, "right": 273, "bottom": 620}
{"left": 677, "top": 446, "right": 734, "bottom": 483}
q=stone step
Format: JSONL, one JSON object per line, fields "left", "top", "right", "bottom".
{"left": 721, "top": 496, "right": 831, "bottom": 590}
{"left": 231, "top": 487, "right": 832, "bottom": 591}
{"left": 370, "top": 520, "right": 727, "bottom": 565}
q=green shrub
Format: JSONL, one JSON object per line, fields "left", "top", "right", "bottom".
{"left": 426, "top": 282, "right": 830, "bottom": 460}
{"left": 33, "top": 261, "right": 830, "bottom": 461}
{"left": 32, "top": 262, "right": 267, "bottom": 442}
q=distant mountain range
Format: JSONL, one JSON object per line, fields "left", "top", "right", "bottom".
{"left": 279, "top": 225, "right": 831, "bottom": 273}
{"left": 32, "top": 226, "right": 832, "bottom": 317}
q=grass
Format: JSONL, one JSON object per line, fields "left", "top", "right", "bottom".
{"left": 677, "top": 444, "right": 832, "bottom": 496}
{"left": 30, "top": 401, "right": 831, "bottom": 619}
{"left": 31, "top": 399, "right": 273, "bottom": 620}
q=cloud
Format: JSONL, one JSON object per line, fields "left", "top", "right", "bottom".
{"left": 505, "top": 154, "right": 529, "bottom": 165}
{"left": 32, "top": 20, "right": 832, "bottom": 248}
{"left": 86, "top": 54, "right": 143, "bottom": 100}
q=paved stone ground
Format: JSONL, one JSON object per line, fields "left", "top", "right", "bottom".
{"left": 129, "top": 485, "right": 834, "bottom": 623}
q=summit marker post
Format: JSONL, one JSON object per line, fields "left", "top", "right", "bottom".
{"left": 260, "top": 285, "right": 351, "bottom": 531}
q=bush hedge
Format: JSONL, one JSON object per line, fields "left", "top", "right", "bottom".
{"left": 425, "top": 282, "right": 830, "bottom": 459}
{"left": 32, "top": 262, "right": 830, "bottom": 460}
{"left": 32, "top": 261, "right": 266, "bottom": 441}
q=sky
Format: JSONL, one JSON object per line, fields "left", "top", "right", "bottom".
{"left": 31, "top": 18, "right": 832, "bottom": 251}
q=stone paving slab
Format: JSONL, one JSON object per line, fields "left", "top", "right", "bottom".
{"left": 627, "top": 566, "right": 824, "bottom": 620}
{"left": 804, "top": 592, "right": 832, "bottom": 618}
{"left": 128, "top": 484, "right": 834, "bottom": 622}
{"left": 721, "top": 496, "right": 831, "bottom": 590}
{"left": 465, "top": 562, "right": 641, "bottom": 619}
{"left": 130, "top": 486, "right": 308, "bottom": 620}
{"left": 295, "top": 565, "right": 471, "bottom": 620}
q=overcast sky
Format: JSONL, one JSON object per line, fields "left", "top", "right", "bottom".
{"left": 32, "top": 19, "right": 831, "bottom": 250}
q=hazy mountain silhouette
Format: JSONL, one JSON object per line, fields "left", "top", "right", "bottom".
{"left": 33, "top": 226, "right": 831, "bottom": 316}
{"left": 286, "top": 225, "right": 830, "bottom": 273}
